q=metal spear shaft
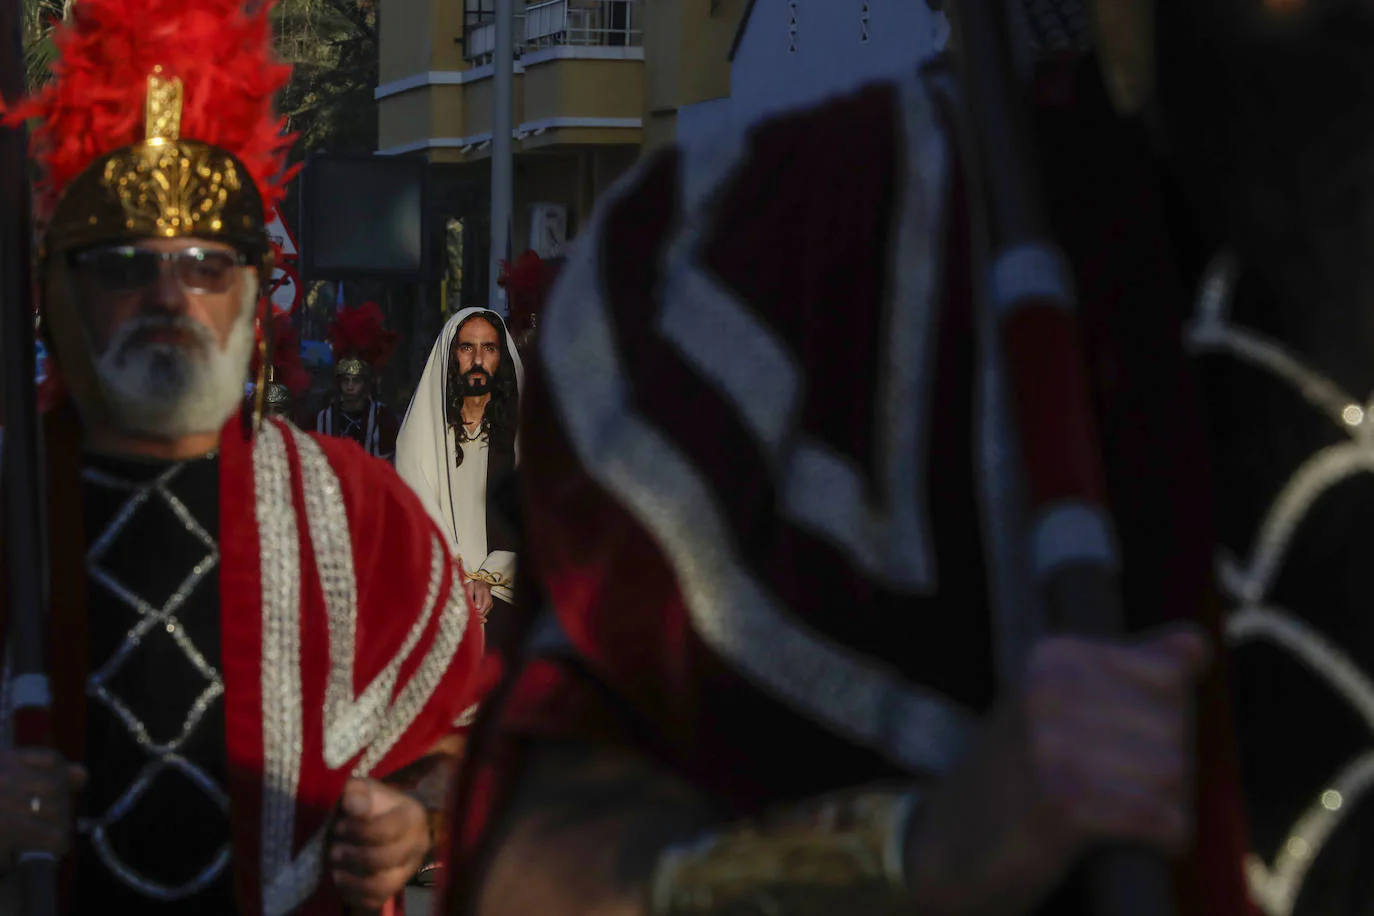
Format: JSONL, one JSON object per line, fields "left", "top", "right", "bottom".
{"left": 943, "top": 2, "right": 1177, "bottom": 915}
{"left": 0, "top": 3, "right": 59, "bottom": 915}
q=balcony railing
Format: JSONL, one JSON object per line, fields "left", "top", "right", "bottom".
{"left": 465, "top": 0, "right": 639, "bottom": 62}
{"left": 464, "top": 15, "right": 524, "bottom": 64}
{"left": 525, "top": 0, "right": 640, "bottom": 49}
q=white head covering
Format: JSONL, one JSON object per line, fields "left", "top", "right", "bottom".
{"left": 395, "top": 307, "right": 524, "bottom": 548}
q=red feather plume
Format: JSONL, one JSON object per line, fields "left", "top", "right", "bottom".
{"left": 273, "top": 326, "right": 310, "bottom": 396}
{"left": 328, "top": 302, "right": 400, "bottom": 372}
{"left": 3, "top": 0, "right": 297, "bottom": 221}
{"left": 498, "top": 250, "right": 558, "bottom": 335}
{"left": 250, "top": 324, "right": 309, "bottom": 397}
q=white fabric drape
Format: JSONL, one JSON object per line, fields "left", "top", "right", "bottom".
{"left": 396, "top": 308, "right": 523, "bottom": 599}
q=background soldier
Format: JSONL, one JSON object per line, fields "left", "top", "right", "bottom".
{"left": 317, "top": 300, "right": 402, "bottom": 461}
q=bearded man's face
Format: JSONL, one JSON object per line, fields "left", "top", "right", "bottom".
{"left": 47, "top": 236, "right": 257, "bottom": 440}
{"left": 450, "top": 315, "right": 503, "bottom": 400}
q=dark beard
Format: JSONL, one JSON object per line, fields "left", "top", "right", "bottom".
{"left": 447, "top": 367, "right": 495, "bottom": 430}
{"left": 458, "top": 371, "right": 492, "bottom": 398}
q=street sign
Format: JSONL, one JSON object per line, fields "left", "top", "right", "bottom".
{"left": 268, "top": 263, "right": 302, "bottom": 316}
{"left": 266, "top": 208, "right": 299, "bottom": 257}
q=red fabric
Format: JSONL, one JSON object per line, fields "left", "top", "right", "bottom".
{"left": 444, "top": 61, "right": 1253, "bottom": 916}
{"left": 219, "top": 418, "right": 484, "bottom": 915}
{"left": 329, "top": 302, "right": 401, "bottom": 371}
{"left": 1, "top": 0, "right": 296, "bottom": 220}
{"left": 1002, "top": 306, "right": 1110, "bottom": 506}
{"left": 2, "top": 405, "right": 483, "bottom": 915}
{"left": 253, "top": 324, "right": 311, "bottom": 396}
{"left": 498, "top": 251, "right": 560, "bottom": 338}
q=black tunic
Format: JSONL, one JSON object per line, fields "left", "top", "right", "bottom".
{"left": 70, "top": 451, "right": 236, "bottom": 913}
{"left": 1196, "top": 263, "right": 1374, "bottom": 916}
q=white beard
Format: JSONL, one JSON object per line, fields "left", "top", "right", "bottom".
{"left": 93, "top": 281, "right": 258, "bottom": 440}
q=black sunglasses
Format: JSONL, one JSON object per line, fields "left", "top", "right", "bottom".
{"left": 68, "top": 245, "right": 247, "bottom": 294}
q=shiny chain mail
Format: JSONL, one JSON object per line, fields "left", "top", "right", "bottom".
{"left": 77, "top": 462, "right": 230, "bottom": 901}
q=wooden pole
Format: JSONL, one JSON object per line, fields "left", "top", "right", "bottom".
{"left": 0, "top": 3, "right": 59, "bottom": 915}
{"left": 944, "top": 2, "right": 1177, "bottom": 915}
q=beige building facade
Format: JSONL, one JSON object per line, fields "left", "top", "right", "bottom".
{"left": 376, "top": 0, "right": 750, "bottom": 302}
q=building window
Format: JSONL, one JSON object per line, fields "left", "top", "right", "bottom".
{"left": 465, "top": 0, "right": 495, "bottom": 27}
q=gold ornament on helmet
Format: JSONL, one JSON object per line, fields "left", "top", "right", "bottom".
{"left": 335, "top": 357, "right": 370, "bottom": 379}
{"left": 41, "top": 69, "right": 272, "bottom": 269}
{"left": 5, "top": 0, "right": 293, "bottom": 268}
{"left": 42, "top": 70, "right": 271, "bottom": 269}
{"left": 328, "top": 302, "right": 400, "bottom": 381}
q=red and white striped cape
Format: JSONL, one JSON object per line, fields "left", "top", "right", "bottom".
{"left": 1, "top": 405, "right": 484, "bottom": 916}
{"left": 448, "top": 56, "right": 1253, "bottom": 916}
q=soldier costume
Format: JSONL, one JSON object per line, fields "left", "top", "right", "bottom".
{"left": 0, "top": 1, "right": 483, "bottom": 913}
{"left": 316, "top": 301, "right": 402, "bottom": 461}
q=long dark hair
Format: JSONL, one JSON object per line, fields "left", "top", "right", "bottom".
{"left": 446, "top": 310, "right": 518, "bottom": 466}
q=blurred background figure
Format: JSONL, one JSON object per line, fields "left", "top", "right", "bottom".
{"left": 497, "top": 251, "right": 563, "bottom": 355}
{"left": 317, "top": 300, "right": 403, "bottom": 460}
{"left": 247, "top": 323, "right": 311, "bottom": 423}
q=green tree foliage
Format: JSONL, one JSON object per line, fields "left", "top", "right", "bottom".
{"left": 20, "top": 0, "right": 379, "bottom": 167}
{"left": 21, "top": 0, "right": 64, "bottom": 91}
{"left": 273, "top": 0, "right": 379, "bottom": 165}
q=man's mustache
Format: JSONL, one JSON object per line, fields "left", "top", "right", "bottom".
{"left": 105, "top": 314, "right": 215, "bottom": 364}
{"left": 463, "top": 367, "right": 492, "bottom": 383}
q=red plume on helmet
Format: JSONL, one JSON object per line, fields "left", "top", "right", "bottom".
{"left": 3, "top": 0, "right": 297, "bottom": 225}
{"left": 252, "top": 324, "right": 310, "bottom": 396}
{"left": 328, "top": 301, "right": 401, "bottom": 372}
{"left": 498, "top": 250, "right": 559, "bottom": 338}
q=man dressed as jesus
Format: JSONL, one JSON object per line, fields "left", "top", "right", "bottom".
{"left": 397, "top": 308, "right": 523, "bottom": 648}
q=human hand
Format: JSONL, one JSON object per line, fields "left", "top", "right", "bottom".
{"left": 1018, "top": 626, "right": 1210, "bottom": 856}
{"left": 906, "top": 626, "right": 1211, "bottom": 914}
{"left": 467, "top": 580, "right": 493, "bottom": 622}
{"left": 330, "top": 778, "right": 431, "bottom": 913}
{"left": 0, "top": 748, "right": 86, "bottom": 862}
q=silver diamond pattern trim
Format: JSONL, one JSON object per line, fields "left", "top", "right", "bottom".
{"left": 78, "top": 754, "right": 231, "bottom": 902}
{"left": 288, "top": 428, "right": 451, "bottom": 771}
{"left": 78, "top": 462, "right": 230, "bottom": 901}
{"left": 254, "top": 423, "right": 318, "bottom": 916}
{"left": 1191, "top": 253, "right": 1374, "bottom": 916}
